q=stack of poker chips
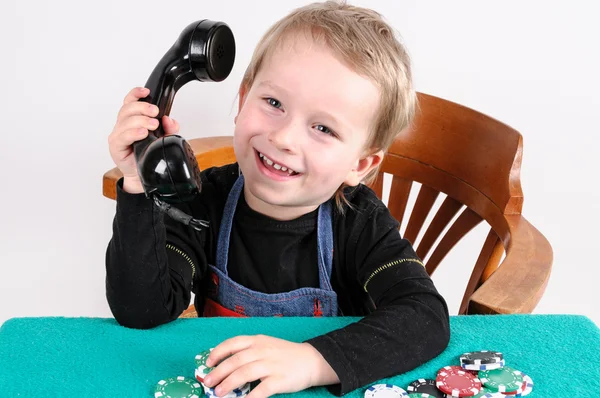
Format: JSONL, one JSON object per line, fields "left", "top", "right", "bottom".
{"left": 453, "top": 350, "right": 533, "bottom": 397}
{"left": 195, "top": 348, "right": 251, "bottom": 398}
{"left": 363, "top": 350, "right": 533, "bottom": 398}
{"left": 154, "top": 348, "right": 252, "bottom": 398}
{"left": 430, "top": 350, "right": 533, "bottom": 397}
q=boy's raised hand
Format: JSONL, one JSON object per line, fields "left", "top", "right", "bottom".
{"left": 107, "top": 87, "right": 180, "bottom": 193}
{"left": 203, "top": 335, "right": 340, "bottom": 398}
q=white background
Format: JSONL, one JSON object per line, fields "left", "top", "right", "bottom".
{"left": 1, "top": 1, "right": 598, "bottom": 326}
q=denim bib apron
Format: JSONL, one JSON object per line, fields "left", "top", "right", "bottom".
{"left": 202, "top": 174, "right": 338, "bottom": 317}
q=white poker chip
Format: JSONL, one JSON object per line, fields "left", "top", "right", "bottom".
{"left": 461, "top": 361, "right": 505, "bottom": 371}
{"left": 364, "top": 384, "right": 409, "bottom": 398}
{"left": 514, "top": 374, "right": 534, "bottom": 397}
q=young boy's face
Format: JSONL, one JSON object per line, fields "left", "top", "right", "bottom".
{"left": 233, "top": 33, "right": 383, "bottom": 220}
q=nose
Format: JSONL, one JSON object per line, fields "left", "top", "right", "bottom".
{"left": 267, "top": 118, "right": 298, "bottom": 154}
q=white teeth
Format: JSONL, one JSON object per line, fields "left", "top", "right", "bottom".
{"left": 258, "top": 151, "right": 297, "bottom": 174}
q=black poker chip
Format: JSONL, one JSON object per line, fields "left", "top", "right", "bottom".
{"left": 406, "top": 379, "right": 445, "bottom": 398}
{"left": 460, "top": 350, "right": 504, "bottom": 365}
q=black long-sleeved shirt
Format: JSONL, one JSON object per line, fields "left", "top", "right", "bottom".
{"left": 105, "top": 163, "right": 450, "bottom": 395}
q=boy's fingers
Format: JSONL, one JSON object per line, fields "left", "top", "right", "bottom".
{"left": 216, "top": 362, "right": 269, "bottom": 398}
{"left": 208, "top": 336, "right": 253, "bottom": 367}
{"left": 246, "top": 378, "right": 276, "bottom": 398}
{"left": 123, "top": 87, "right": 149, "bottom": 105}
{"left": 109, "top": 127, "right": 148, "bottom": 150}
{"left": 115, "top": 115, "right": 159, "bottom": 137}
{"left": 117, "top": 101, "right": 158, "bottom": 123}
{"left": 162, "top": 115, "right": 180, "bottom": 135}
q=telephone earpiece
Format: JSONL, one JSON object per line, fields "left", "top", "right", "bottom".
{"left": 133, "top": 20, "right": 235, "bottom": 205}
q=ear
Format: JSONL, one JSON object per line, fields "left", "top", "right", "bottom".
{"left": 344, "top": 149, "right": 384, "bottom": 187}
{"left": 235, "top": 81, "right": 249, "bottom": 125}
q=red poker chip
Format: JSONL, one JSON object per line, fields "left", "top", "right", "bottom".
{"left": 436, "top": 366, "right": 482, "bottom": 397}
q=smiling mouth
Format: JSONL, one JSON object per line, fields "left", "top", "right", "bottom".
{"left": 255, "top": 149, "right": 301, "bottom": 176}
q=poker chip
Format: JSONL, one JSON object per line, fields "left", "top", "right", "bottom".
{"left": 478, "top": 367, "right": 523, "bottom": 393}
{"left": 194, "top": 348, "right": 214, "bottom": 382}
{"left": 436, "top": 366, "right": 481, "bottom": 397}
{"left": 407, "top": 394, "right": 432, "bottom": 398}
{"left": 461, "top": 361, "right": 505, "bottom": 371}
{"left": 514, "top": 374, "right": 533, "bottom": 397}
{"left": 469, "top": 387, "right": 504, "bottom": 398}
{"left": 203, "top": 382, "right": 251, "bottom": 398}
{"left": 154, "top": 376, "right": 203, "bottom": 398}
{"left": 406, "top": 379, "right": 445, "bottom": 397}
{"left": 194, "top": 368, "right": 207, "bottom": 384}
{"left": 364, "top": 384, "right": 409, "bottom": 398}
{"left": 460, "top": 351, "right": 503, "bottom": 366}
{"left": 194, "top": 348, "right": 214, "bottom": 368}
{"left": 500, "top": 373, "right": 532, "bottom": 397}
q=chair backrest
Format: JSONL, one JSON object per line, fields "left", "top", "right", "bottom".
{"left": 365, "top": 92, "right": 550, "bottom": 314}
{"left": 103, "top": 92, "right": 552, "bottom": 316}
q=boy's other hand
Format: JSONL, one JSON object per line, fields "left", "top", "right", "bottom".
{"left": 203, "top": 335, "right": 340, "bottom": 398}
{"left": 108, "top": 87, "right": 180, "bottom": 193}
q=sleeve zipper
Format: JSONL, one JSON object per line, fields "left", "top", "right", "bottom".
{"left": 166, "top": 243, "right": 196, "bottom": 289}
{"left": 363, "top": 258, "right": 424, "bottom": 292}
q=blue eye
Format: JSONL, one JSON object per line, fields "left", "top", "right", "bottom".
{"left": 316, "top": 125, "right": 334, "bottom": 135}
{"left": 266, "top": 98, "right": 282, "bottom": 109}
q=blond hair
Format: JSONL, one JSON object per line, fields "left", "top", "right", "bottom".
{"left": 239, "top": 0, "right": 417, "bottom": 213}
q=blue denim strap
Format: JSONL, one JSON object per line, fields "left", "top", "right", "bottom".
{"left": 215, "top": 174, "right": 334, "bottom": 291}
{"left": 215, "top": 175, "right": 244, "bottom": 275}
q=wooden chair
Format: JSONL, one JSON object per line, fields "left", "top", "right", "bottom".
{"left": 102, "top": 92, "right": 553, "bottom": 316}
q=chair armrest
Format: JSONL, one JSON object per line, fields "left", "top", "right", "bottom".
{"left": 102, "top": 136, "right": 235, "bottom": 201}
{"left": 469, "top": 215, "right": 553, "bottom": 314}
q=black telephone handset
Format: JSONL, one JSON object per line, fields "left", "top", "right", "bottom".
{"left": 133, "top": 20, "right": 235, "bottom": 230}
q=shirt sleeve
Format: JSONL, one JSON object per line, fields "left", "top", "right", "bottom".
{"left": 105, "top": 177, "right": 207, "bottom": 329}
{"left": 306, "top": 204, "right": 451, "bottom": 395}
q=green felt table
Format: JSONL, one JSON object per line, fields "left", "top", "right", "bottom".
{"left": 1, "top": 314, "right": 599, "bottom": 397}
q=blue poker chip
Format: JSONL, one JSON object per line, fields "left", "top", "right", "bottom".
{"left": 364, "top": 384, "right": 409, "bottom": 398}
{"left": 461, "top": 360, "right": 505, "bottom": 371}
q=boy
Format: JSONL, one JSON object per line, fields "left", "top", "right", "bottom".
{"left": 106, "top": 1, "right": 450, "bottom": 397}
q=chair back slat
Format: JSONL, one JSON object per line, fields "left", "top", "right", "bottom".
{"left": 387, "top": 176, "right": 413, "bottom": 229}
{"left": 415, "top": 196, "right": 463, "bottom": 260}
{"left": 425, "top": 208, "right": 483, "bottom": 275}
{"left": 368, "top": 172, "right": 384, "bottom": 200}
{"left": 404, "top": 185, "right": 440, "bottom": 244}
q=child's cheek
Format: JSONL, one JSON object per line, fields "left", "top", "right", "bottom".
{"left": 240, "top": 104, "right": 269, "bottom": 132}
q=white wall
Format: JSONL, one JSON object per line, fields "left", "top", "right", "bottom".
{"left": 1, "top": 1, "right": 598, "bottom": 326}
